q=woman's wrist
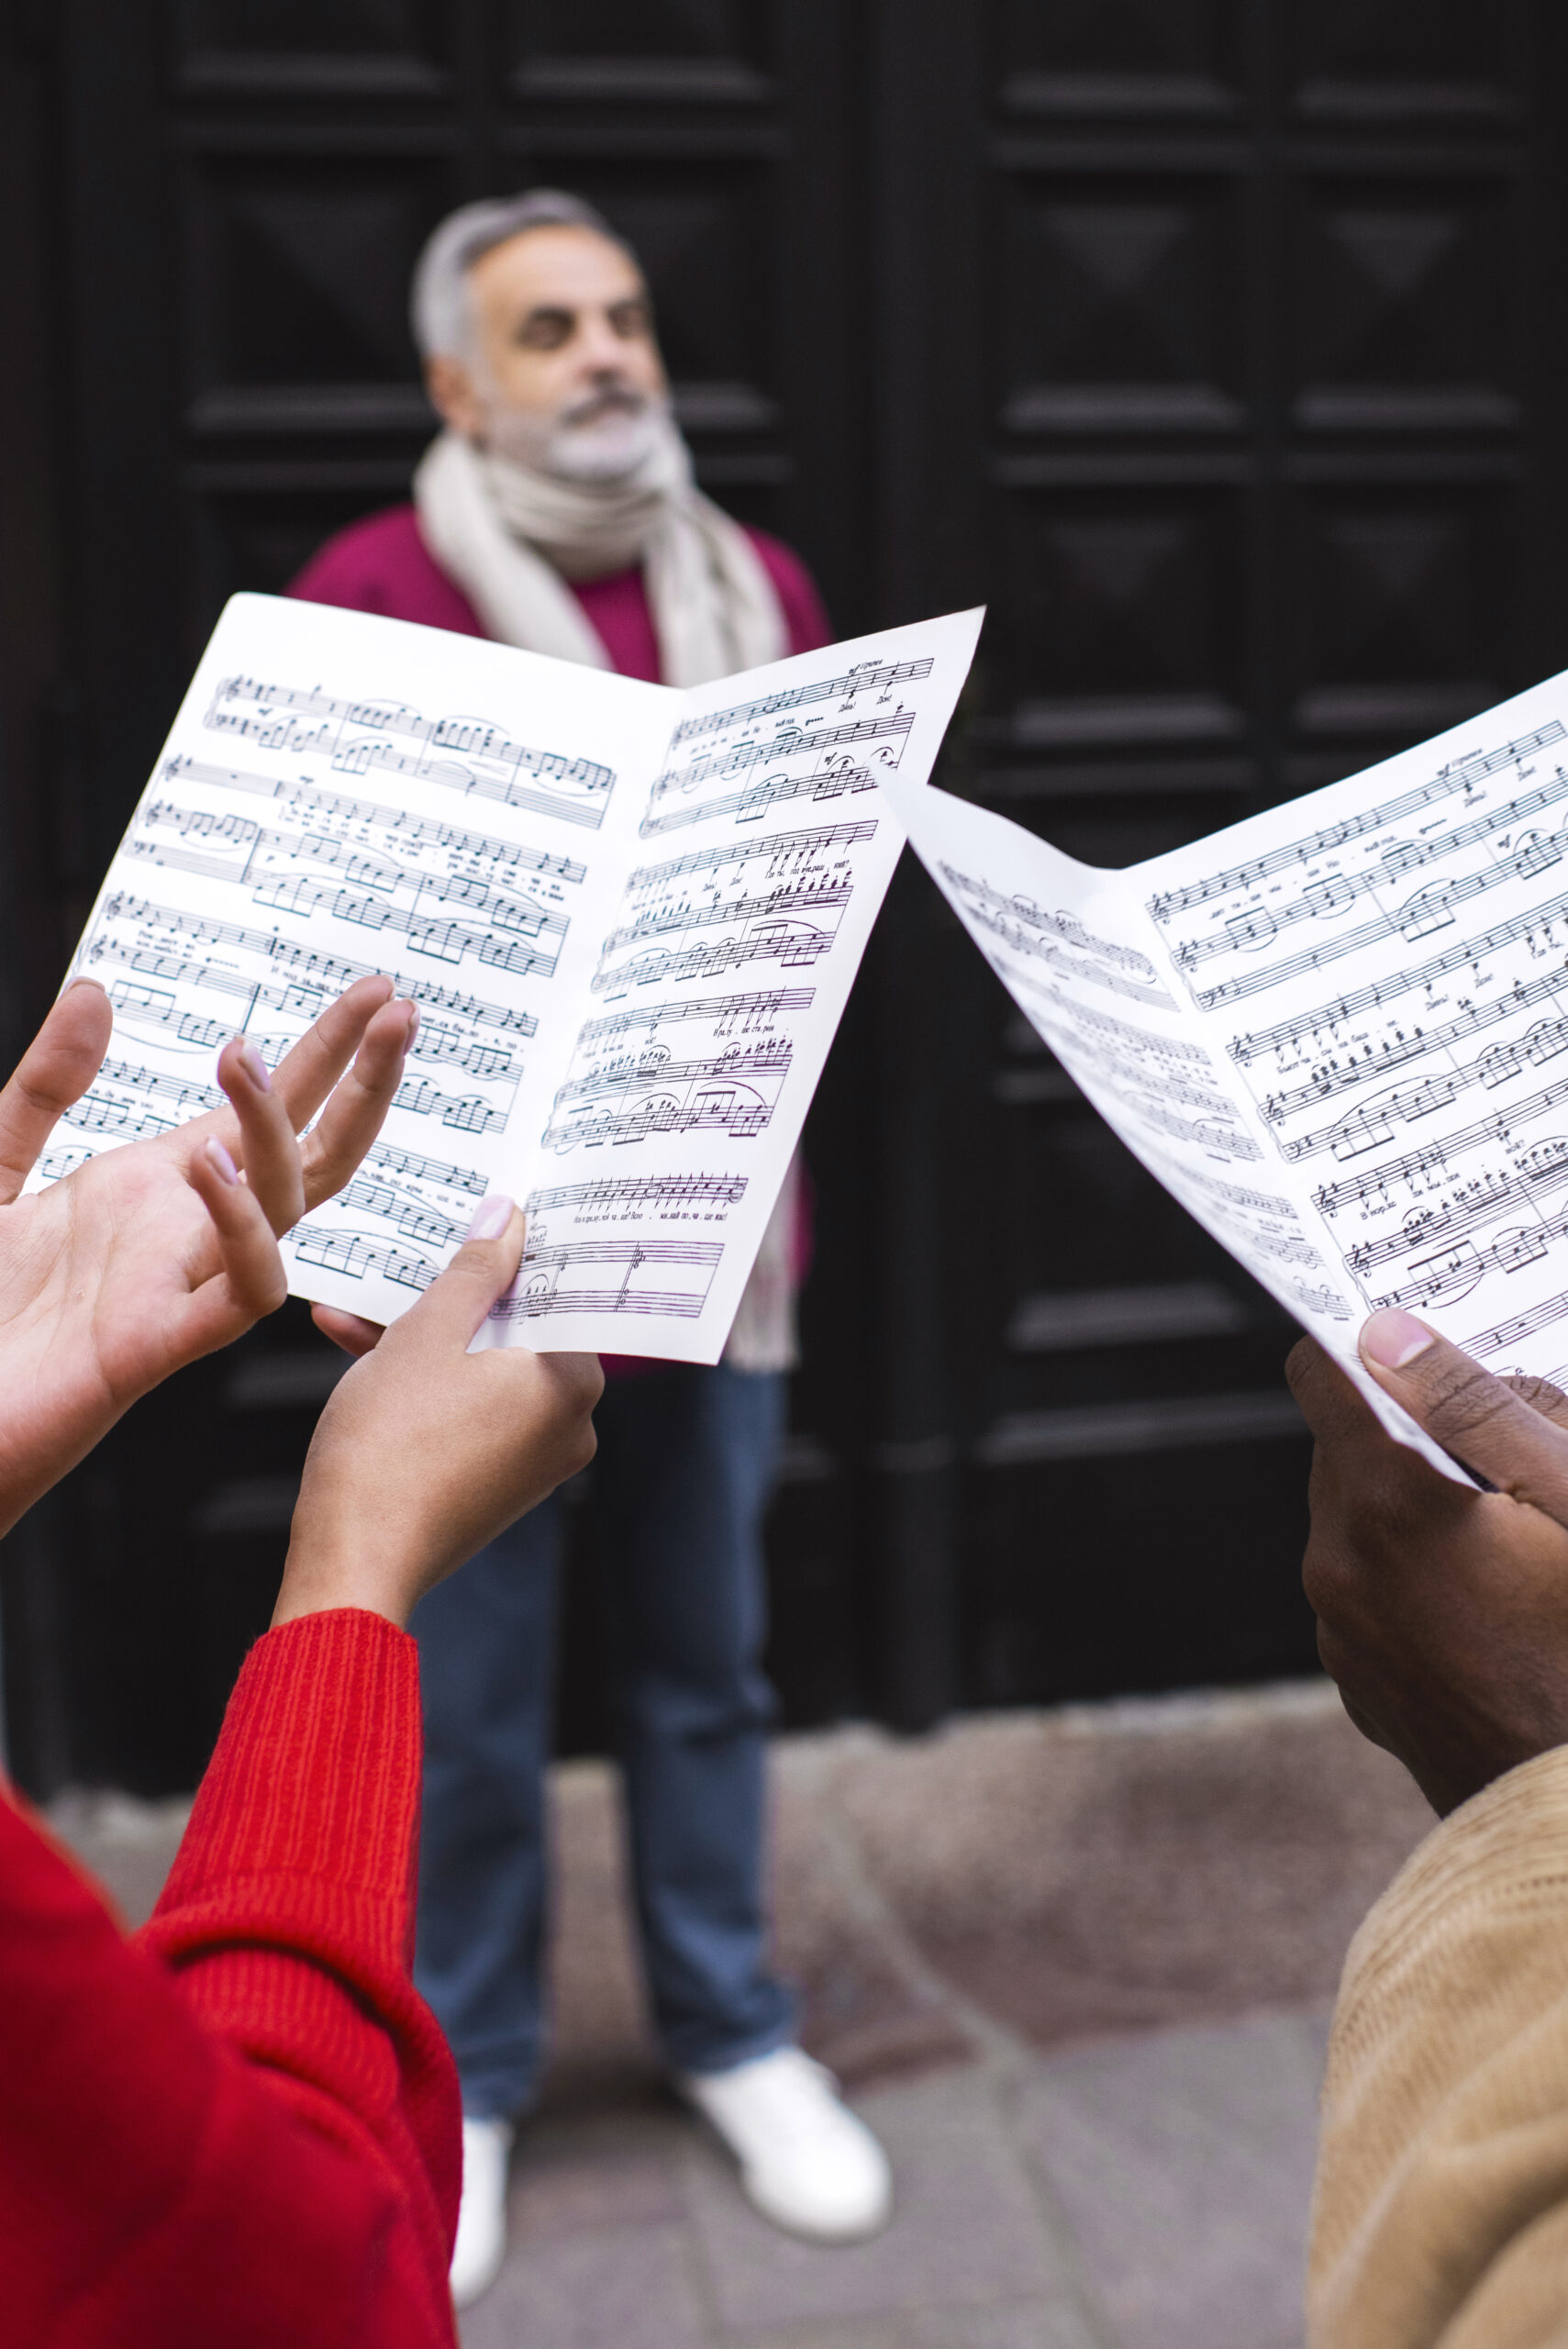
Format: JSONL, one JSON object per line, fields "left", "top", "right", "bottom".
{"left": 272, "top": 1534, "right": 415, "bottom": 1631}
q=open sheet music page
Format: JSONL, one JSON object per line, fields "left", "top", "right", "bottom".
{"left": 42, "top": 593, "right": 983, "bottom": 1362}
{"left": 884, "top": 677, "right": 1568, "bottom": 1488}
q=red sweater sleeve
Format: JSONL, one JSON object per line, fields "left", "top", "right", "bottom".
{"left": 0, "top": 1611, "right": 460, "bottom": 2349}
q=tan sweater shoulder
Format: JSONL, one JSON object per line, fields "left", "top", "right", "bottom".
{"left": 1311, "top": 1744, "right": 1568, "bottom": 2348}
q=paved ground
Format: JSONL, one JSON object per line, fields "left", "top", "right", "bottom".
{"left": 53, "top": 1677, "right": 1436, "bottom": 2349}
{"left": 463, "top": 2007, "right": 1330, "bottom": 2349}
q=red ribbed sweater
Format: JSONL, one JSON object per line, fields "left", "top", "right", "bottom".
{"left": 0, "top": 1610, "right": 461, "bottom": 2348}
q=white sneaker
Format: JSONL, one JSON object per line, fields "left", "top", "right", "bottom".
{"left": 450, "top": 2115, "right": 514, "bottom": 2310}
{"left": 678, "top": 2046, "right": 893, "bottom": 2243}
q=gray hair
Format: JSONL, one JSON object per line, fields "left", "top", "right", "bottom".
{"left": 410, "top": 189, "right": 639, "bottom": 361}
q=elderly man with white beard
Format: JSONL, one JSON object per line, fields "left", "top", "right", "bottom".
{"left": 289, "top": 190, "right": 891, "bottom": 2308}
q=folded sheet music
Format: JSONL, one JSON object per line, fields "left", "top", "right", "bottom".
{"left": 45, "top": 594, "right": 983, "bottom": 1360}
{"left": 883, "top": 673, "right": 1568, "bottom": 1483}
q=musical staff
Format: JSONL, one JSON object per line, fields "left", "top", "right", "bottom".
{"left": 943, "top": 877, "right": 1176, "bottom": 1011}
{"left": 207, "top": 673, "right": 615, "bottom": 829}
{"left": 336, "top": 1179, "right": 465, "bottom": 1250}
{"left": 1372, "top": 1198, "right": 1568, "bottom": 1315}
{"left": 61, "top": 1057, "right": 224, "bottom": 1142}
{"left": 670, "top": 656, "right": 934, "bottom": 744}
{"left": 638, "top": 757, "right": 882, "bottom": 840}
{"left": 292, "top": 1221, "right": 438, "bottom": 1294}
{"left": 1307, "top": 1077, "right": 1568, "bottom": 1213}
{"left": 1182, "top": 840, "right": 1568, "bottom": 1004}
{"left": 938, "top": 865, "right": 1159, "bottom": 980}
{"left": 552, "top": 1040, "right": 791, "bottom": 1110}
{"left": 1228, "top": 910, "right": 1568, "bottom": 1066}
{"left": 1256, "top": 974, "right": 1568, "bottom": 1121}
{"left": 592, "top": 930, "right": 836, "bottom": 995}
{"left": 652, "top": 708, "right": 914, "bottom": 798}
{"left": 576, "top": 988, "right": 813, "bottom": 1050}
{"left": 1148, "top": 721, "right": 1567, "bottom": 919}
{"left": 363, "top": 1139, "right": 488, "bottom": 1196}
{"left": 392, "top": 1076, "right": 506, "bottom": 1134}
{"left": 90, "top": 895, "right": 538, "bottom": 1038}
{"left": 1280, "top": 1020, "right": 1568, "bottom": 1164}
{"left": 162, "top": 756, "right": 586, "bottom": 884}
{"left": 1346, "top": 1148, "right": 1568, "bottom": 1276}
{"left": 489, "top": 1234, "right": 726, "bottom": 1323}
{"left": 1463, "top": 1284, "right": 1568, "bottom": 1359}
{"left": 1173, "top": 769, "right": 1568, "bottom": 971}
{"left": 604, "top": 879, "right": 851, "bottom": 958}
{"left": 526, "top": 1172, "right": 749, "bottom": 1212}
{"left": 627, "top": 818, "right": 878, "bottom": 890}
{"left": 542, "top": 1089, "right": 775, "bottom": 1153}
{"left": 133, "top": 798, "right": 576, "bottom": 936}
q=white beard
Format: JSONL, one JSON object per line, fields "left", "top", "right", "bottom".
{"left": 480, "top": 386, "right": 673, "bottom": 485}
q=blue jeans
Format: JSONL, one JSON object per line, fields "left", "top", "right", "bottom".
{"left": 412, "top": 1363, "right": 796, "bottom": 2120}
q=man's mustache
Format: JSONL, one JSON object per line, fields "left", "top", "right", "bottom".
{"left": 560, "top": 385, "right": 651, "bottom": 429}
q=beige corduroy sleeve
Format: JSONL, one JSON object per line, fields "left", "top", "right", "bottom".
{"left": 1310, "top": 1744, "right": 1568, "bottom": 2348}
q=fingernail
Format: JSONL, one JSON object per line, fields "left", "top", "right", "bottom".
{"left": 404, "top": 998, "right": 420, "bottom": 1041}
{"left": 1361, "top": 1308, "right": 1436, "bottom": 1371}
{"left": 237, "top": 1041, "right": 271, "bottom": 1091}
{"left": 63, "top": 974, "right": 106, "bottom": 995}
{"left": 467, "top": 1193, "right": 515, "bottom": 1241}
{"left": 206, "top": 1137, "right": 239, "bottom": 1186}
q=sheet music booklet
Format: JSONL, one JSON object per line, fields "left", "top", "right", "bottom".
{"left": 41, "top": 594, "right": 983, "bottom": 1363}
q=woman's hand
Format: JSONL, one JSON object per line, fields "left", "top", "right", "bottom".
{"left": 275, "top": 1198, "right": 602, "bottom": 1631}
{"left": 0, "top": 974, "right": 415, "bottom": 1535}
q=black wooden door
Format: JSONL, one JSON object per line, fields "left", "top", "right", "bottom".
{"left": 861, "top": 0, "right": 1568, "bottom": 1720}
{"left": 4, "top": 1, "right": 1567, "bottom": 1790}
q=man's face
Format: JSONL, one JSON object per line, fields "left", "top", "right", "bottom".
{"left": 427, "top": 224, "right": 670, "bottom": 480}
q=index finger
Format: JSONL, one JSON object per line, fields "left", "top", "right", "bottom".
{"left": 1284, "top": 1336, "right": 1386, "bottom": 1450}
{"left": 269, "top": 974, "right": 395, "bottom": 1130}
{"left": 1360, "top": 1308, "right": 1568, "bottom": 1521}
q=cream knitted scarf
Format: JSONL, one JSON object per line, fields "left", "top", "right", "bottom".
{"left": 412, "top": 416, "right": 787, "bottom": 685}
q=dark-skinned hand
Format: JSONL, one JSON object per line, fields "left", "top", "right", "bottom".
{"left": 1287, "top": 1307, "right": 1568, "bottom": 1816}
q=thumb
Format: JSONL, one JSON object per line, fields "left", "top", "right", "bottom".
{"left": 1360, "top": 1308, "right": 1568, "bottom": 1513}
{"left": 397, "top": 1194, "right": 526, "bottom": 1350}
